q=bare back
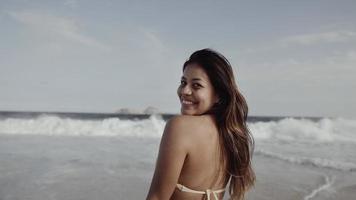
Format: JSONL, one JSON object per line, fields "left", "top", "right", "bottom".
{"left": 146, "top": 114, "right": 229, "bottom": 200}
{"left": 170, "top": 115, "right": 228, "bottom": 200}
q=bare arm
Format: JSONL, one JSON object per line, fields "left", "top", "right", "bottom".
{"left": 146, "top": 116, "right": 191, "bottom": 200}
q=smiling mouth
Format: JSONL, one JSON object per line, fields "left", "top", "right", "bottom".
{"left": 181, "top": 99, "right": 197, "bottom": 105}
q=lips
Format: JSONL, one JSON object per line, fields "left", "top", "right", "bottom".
{"left": 181, "top": 98, "right": 197, "bottom": 105}
{"left": 182, "top": 100, "right": 194, "bottom": 105}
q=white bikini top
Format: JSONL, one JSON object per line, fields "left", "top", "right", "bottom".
{"left": 176, "top": 183, "right": 226, "bottom": 200}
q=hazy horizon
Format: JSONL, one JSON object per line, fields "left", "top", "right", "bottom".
{"left": 0, "top": 110, "right": 344, "bottom": 119}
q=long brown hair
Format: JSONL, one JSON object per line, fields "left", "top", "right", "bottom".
{"left": 183, "top": 49, "right": 255, "bottom": 200}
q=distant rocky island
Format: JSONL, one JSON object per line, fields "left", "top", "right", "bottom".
{"left": 115, "top": 106, "right": 160, "bottom": 115}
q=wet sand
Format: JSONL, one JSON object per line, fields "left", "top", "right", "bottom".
{"left": 0, "top": 135, "right": 355, "bottom": 200}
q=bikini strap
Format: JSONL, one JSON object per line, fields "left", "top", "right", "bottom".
{"left": 176, "top": 183, "right": 225, "bottom": 200}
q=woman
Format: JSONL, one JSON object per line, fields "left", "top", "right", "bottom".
{"left": 146, "top": 49, "right": 255, "bottom": 200}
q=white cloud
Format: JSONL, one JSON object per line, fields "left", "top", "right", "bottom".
{"left": 137, "top": 27, "right": 168, "bottom": 64}
{"left": 139, "top": 28, "right": 166, "bottom": 52}
{"left": 280, "top": 30, "right": 356, "bottom": 46}
{"left": 239, "top": 29, "right": 356, "bottom": 55}
{"left": 7, "top": 10, "right": 110, "bottom": 51}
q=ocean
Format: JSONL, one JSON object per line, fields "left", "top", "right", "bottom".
{"left": 0, "top": 111, "right": 355, "bottom": 200}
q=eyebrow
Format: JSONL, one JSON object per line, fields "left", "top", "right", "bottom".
{"left": 181, "top": 76, "right": 204, "bottom": 82}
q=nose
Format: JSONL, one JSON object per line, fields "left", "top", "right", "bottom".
{"left": 181, "top": 85, "right": 192, "bottom": 95}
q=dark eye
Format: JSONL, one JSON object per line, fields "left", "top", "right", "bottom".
{"left": 193, "top": 83, "right": 202, "bottom": 88}
{"left": 180, "top": 80, "right": 187, "bottom": 86}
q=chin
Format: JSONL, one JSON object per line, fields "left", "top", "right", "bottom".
{"left": 180, "top": 108, "right": 204, "bottom": 116}
{"left": 180, "top": 108, "right": 193, "bottom": 115}
{"left": 181, "top": 110, "right": 194, "bottom": 115}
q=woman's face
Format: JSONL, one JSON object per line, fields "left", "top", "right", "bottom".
{"left": 177, "top": 63, "right": 219, "bottom": 115}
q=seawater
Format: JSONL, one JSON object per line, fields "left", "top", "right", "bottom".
{"left": 0, "top": 111, "right": 355, "bottom": 199}
{"left": 1, "top": 112, "right": 355, "bottom": 171}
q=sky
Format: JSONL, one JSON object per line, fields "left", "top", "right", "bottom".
{"left": 0, "top": 0, "right": 355, "bottom": 117}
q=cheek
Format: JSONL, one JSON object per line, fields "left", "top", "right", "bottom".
{"left": 196, "top": 92, "right": 209, "bottom": 103}
{"left": 177, "top": 87, "right": 181, "bottom": 96}
{"left": 200, "top": 92, "right": 216, "bottom": 105}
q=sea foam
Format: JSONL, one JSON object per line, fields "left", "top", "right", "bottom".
{"left": 1, "top": 116, "right": 356, "bottom": 144}
{"left": 255, "top": 149, "right": 356, "bottom": 172}
{"left": 0, "top": 114, "right": 165, "bottom": 137}
{"left": 249, "top": 117, "right": 356, "bottom": 143}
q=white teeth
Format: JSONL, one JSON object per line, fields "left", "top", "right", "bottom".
{"left": 182, "top": 100, "right": 194, "bottom": 105}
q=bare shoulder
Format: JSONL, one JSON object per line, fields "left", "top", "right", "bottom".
{"left": 166, "top": 115, "right": 199, "bottom": 127}
{"left": 163, "top": 115, "right": 195, "bottom": 138}
{"left": 165, "top": 115, "right": 216, "bottom": 138}
{"left": 166, "top": 114, "right": 212, "bottom": 127}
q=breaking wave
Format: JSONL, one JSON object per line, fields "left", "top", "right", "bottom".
{"left": 0, "top": 114, "right": 165, "bottom": 137}
{"left": 255, "top": 149, "right": 356, "bottom": 172}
